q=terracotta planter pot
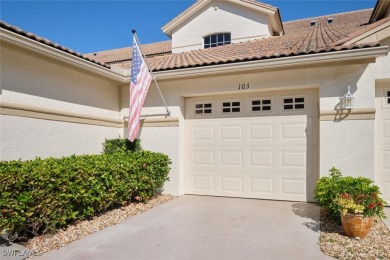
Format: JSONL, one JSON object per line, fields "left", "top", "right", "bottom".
{"left": 340, "top": 212, "right": 373, "bottom": 238}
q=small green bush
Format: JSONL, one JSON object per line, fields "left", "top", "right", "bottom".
{"left": 0, "top": 150, "right": 170, "bottom": 238}
{"left": 103, "top": 138, "right": 142, "bottom": 154}
{"left": 314, "top": 167, "right": 385, "bottom": 219}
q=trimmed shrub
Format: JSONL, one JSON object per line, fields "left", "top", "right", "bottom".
{"left": 314, "top": 167, "right": 385, "bottom": 219}
{"left": 0, "top": 151, "right": 170, "bottom": 238}
{"left": 103, "top": 138, "right": 142, "bottom": 154}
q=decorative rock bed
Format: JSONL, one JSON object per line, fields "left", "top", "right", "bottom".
{"left": 319, "top": 211, "right": 390, "bottom": 260}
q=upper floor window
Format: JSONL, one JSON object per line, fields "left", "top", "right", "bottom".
{"left": 204, "top": 33, "right": 231, "bottom": 49}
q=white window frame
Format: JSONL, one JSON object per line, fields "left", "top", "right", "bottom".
{"left": 203, "top": 32, "right": 231, "bottom": 49}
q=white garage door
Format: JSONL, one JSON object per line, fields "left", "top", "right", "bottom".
{"left": 375, "top": 85, "right": 390, "bottom": 203}
{"left": 184, "top": 89, "right": 319, "bottom": 202}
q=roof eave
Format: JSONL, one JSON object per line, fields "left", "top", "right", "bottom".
{"left": 0, "top": 28, "right": 127, "bottom": 83}
{"left": 334, "top": 19, "right": 390, "bottom": 46}
{"left": 231, "top": 0, "right": 278, "bottom": 14}
{"left": 369, "top": 0, "right": 390, "bottom": 23}
{"left": 162, "top": 0, "right": 211, "bottom": 37}
{"left": 162, "top": 0, "right": 281, "bottom": 37}
{"left": 269, "top": 8, "right": 285, "bottom": 35}
{"left": 152, "top": 46, "right": 389, "bottom": 80}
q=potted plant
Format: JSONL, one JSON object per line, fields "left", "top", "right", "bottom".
{"left": 335, "top": 192, "right": 387, "bottom": 238}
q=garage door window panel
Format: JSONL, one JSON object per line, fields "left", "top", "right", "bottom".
{"left": 283, "top": 97, "right": 306, "bottom": 111}
{"left": 194, "top": 102, "right": 213, "bottom": 116}
{"left": 251, "top": 98, "right": 273, "bottom": 113}
{"left": 222, "top": 101, "right": 241, "bottom": 114}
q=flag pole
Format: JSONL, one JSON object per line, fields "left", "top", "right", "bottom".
{"left": 132, "top": 29, "right": 171, "bottom": 117}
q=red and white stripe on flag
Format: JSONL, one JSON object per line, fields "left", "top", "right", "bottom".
{"left": 128, "top": 36, "right": 152, "bottom": 142}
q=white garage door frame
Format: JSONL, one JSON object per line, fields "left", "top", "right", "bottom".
{"left": 375, "top": 83, "right": 390, "bottom": 203}
{"left": 183, "top": 88, "right": 319, "bottom": 202}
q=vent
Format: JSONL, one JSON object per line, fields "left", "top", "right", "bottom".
{"left": 310, "top": 20, "right": 317, "bottom": 27}
{"left": 327, "top": 17, "right": 334, "bottom": 25}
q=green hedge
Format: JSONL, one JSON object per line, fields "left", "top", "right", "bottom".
{"left": 103, "top": 138, "right": 142, "bottom": 154}
{"left": 0, "top": 151, "right": 170, "bottom": 238}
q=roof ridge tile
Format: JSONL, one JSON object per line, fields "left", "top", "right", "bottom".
{"left": 284, "top": 8, "right": 373, "bottom": 24}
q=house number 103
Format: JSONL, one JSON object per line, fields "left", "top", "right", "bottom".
{"left": 238, "top": 83, "right": 250, "bottom": 90}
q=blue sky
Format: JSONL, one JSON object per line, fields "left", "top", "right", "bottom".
{"left": 1, "top": 0, "right": 376, "bottom": 54}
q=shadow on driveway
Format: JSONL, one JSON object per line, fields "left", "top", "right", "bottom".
{"left": 291, "top": 202, "right": 321, "bottom": 233}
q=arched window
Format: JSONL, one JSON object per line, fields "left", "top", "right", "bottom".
{"left": 204, "top": 33, "right": 231, "bottom": 48}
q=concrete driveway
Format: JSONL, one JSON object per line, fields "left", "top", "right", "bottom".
{"left": 34, "top": 195, "right": 330, "bottom": 260}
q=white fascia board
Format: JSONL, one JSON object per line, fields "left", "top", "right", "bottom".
{"left": 0, "top": 28, "right": 127, "bottom": 83}
{"left": 230, "top": 0, "right": 276, "bottom": 15}
{"left": 370, "top": 0, "right": 389, "bottom": 23}
{"left": 230, "top": 0, "right": 283, "bottom": 34}
{"left": 162, "top": 0, "right": 278, "bottom": 37}
{"left": 162, "top": 0, "right": 211, "bottom": 36}
{"left": 153, "top": 46, "right": 389, "bottom": 80}
{"left": 344, "top": 21, "right": 390, "bottom": 45}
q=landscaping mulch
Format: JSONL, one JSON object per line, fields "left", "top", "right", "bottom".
{"left": 21, "top": 194, "right": 175, "bottom": 256}
{"left": 319, "top": 211, "right": 390, "bottom": 260}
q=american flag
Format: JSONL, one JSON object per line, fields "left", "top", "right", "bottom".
{"left": 128, "top": 36, "right": 152, "bottom": 142}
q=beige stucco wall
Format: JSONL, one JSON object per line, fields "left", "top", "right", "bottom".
{"left": 0, "top": 42, "right": 123, "bottom": 160}
{"left": 320, "top": 38, "right": 390, "bottom": 180}
{"left": 171, "top": 1, "right": 271, "bottom": 53}
{"left": 137, "top": 127, "right": 182, "bottom": 195}
{"left": 0, "top": 115, "right": 121, "bottom": 161}
{"left": 1, "top": 42, "right": 120, "bottom": 117}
